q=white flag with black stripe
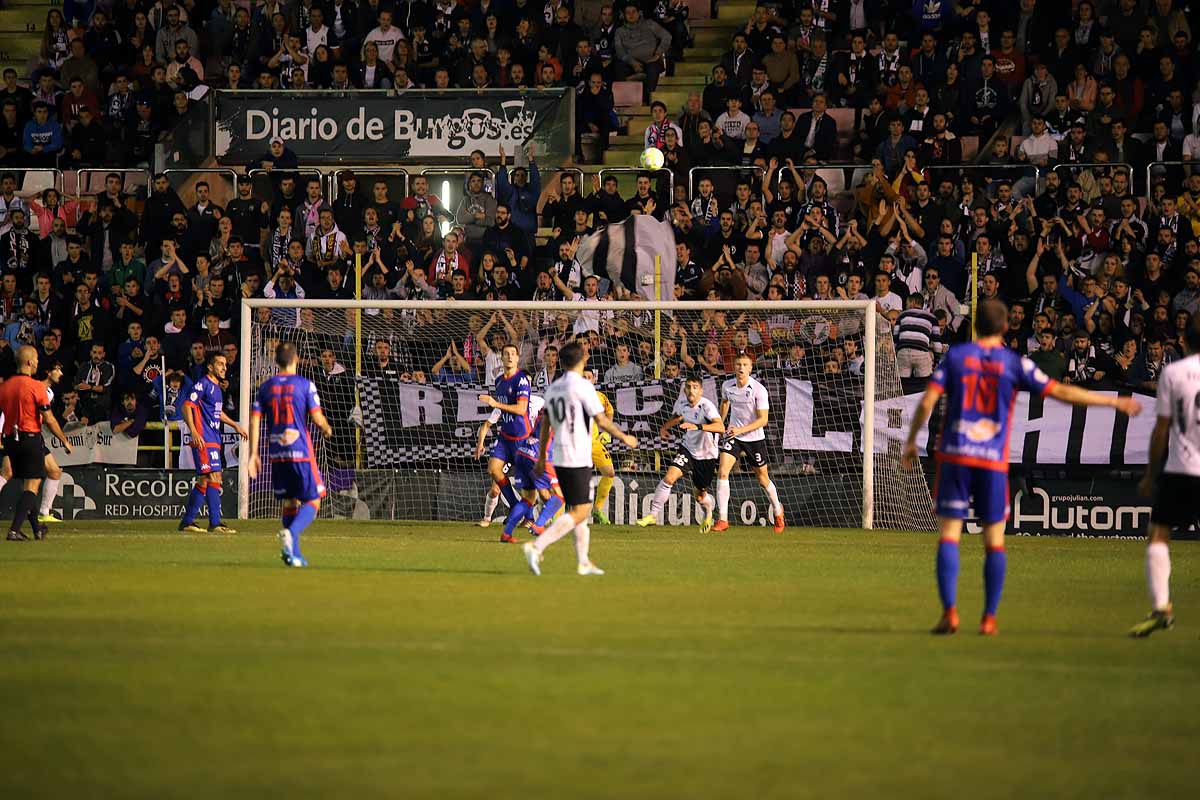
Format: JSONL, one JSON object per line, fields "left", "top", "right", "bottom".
{"left": 574, "top": 214, "right": 676, "bottom": 300}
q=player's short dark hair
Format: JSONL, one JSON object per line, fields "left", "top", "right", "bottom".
{"left": 559, "top": 342, "right": 586, "bottom": 370}
{"left": 975, "top": 299, "right": 1009, "bottom": 338}
{"left": 685, "top": 375, "right": 703, "bottom": 386}
{"left": 207, "top": 351, "right": 227, "bottom": 366}
{"left": 501, "top": 343, "right": 519, "bottom": 358}
{"left": 275, "top": 341, "right": 297, "bottom": 368}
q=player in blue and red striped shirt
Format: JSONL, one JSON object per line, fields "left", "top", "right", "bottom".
{"left": 179, "top": 352, "right": 247, "bottom": 535}
{"left": 478, "top": 344, "right": 532, "bottom": 542}
{"left": 904, "top": 300, "right": 1141, "bottom": 635}
{"left": 248, "top": 342, "right": 333, "bottom": 568}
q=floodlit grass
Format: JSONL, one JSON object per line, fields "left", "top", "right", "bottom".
{"left": 0, "top": 521, "right": 1196, "bottom": 799}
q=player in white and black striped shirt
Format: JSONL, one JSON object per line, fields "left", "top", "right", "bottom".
{"left": 893, "top": 295, "right": 942, "bottom": 378}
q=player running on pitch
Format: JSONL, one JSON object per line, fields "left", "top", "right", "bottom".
{"left": 178, "top": 353, "right": 247, "bottom": 534}
{"left": 903, "top": 299, "right": 1141, "bottom": 635}
{"left": 247, "top": 342, "right": 333, "bottom": 567}
{"left": 523, "top": 342, "right": 636, "bottom": 576}
{"left": 479, "top": 344, "right": 531, "bottom": 541}
{"left": 1129, "top": 316, "right": 1200, "bottom": 637}
{"left": 502, "top": 394, "right": 566, "bottom": 541}
{"left": 638, "top": 376, "right": 723, "bottom": 532}
{"left": 583, "top": 369, "right": 616, "bottom": 524}
{"left": 715, "top": 353, "right": 785, "bottom": 533}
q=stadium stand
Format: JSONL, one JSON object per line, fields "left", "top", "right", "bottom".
{"left": 0, "top": 0, "right": 1196, "bottom": 451}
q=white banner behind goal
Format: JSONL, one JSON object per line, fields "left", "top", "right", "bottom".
{"left": 238, "top": 299, "right": 936, "bottom": 531}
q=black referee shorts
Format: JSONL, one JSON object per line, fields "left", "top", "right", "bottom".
{"left": 1151, "top": 473, "right": 1200, "bottom": 529}
{"left": 3, "top": 433, "right": 46, "bottom": 480}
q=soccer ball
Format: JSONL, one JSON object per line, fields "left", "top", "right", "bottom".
{"left": 639, "top": 147, "right": 665, "bottom": 171}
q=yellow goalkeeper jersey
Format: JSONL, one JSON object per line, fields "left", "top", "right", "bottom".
{"left": 591, "top": 391, "right": 613, "bottom": 443}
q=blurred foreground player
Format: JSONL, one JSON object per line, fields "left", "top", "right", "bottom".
{"left": 904, "top": 300, "right": 1141, "bottom": 635}
{"left": 1130, "top": 315, "right": 1200, "bottom": 637}
{"left": 178, "top": 353, "right": 247, "bottom": 534}
{"left": 524, "top": 342, "right": 636, "bottom": 576}
{"left": 248, "top": 342, "right": 333, "bottom": 568}
{"left": 0, "top": 347, "right": 72, "bottom": 541}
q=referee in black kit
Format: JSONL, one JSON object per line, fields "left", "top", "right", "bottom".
{"left": 0, "top": 346, "right": 71, "bottom": 541}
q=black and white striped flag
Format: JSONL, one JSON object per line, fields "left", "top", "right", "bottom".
{"left": 574, "top": 215, "right": 676, "bottom": 300}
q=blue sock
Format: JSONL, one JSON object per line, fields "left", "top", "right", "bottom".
{"left": 205, "top": 485, "right": 222, "bottom": 527}
{"left": 983, "top": 547, "right": 1007, "bottom": 616}
{"left": 936, "top": 539, "right": 959, "bottom": 611}
{"left": 504, "top": 500, "right": 532, "bottom": 536}
{"left": 498, "top": 479, "right": 520, "bottom": 508}
{"left": 288, "top": 503, "right": 318, "bottom": 556}
{"left": 181, "top": 486, "right": 205, "bottom": 525}
{"left": 534, "top": 494, "right": 564, "bottom": 528}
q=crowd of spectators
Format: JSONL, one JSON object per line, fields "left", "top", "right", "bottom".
{"left": 1, "top": 0, "right": 1198, "bottom": 440}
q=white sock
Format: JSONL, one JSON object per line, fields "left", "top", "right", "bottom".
{"left": 482, "top": 491, "right": 499, "bottom": 521}
{"left": 574, "top": 521, "right": 591, "bottom": 565}
{"left": 649, "top": 480, "right": 673, "bottom": 516}
{"left": 533, "top": 514, "right": 576, "bottom": 554}
{"left": 698, "top": 492, "right": 715, "bottom": 516}
{"left": 763, "top": 481, "right": 781, "bottom": 517}
{"left": 40, "top": 478, "right": 61, "bottom": 516}
{"left": 0, "top": 474, "right": 8, "bottom": 492}
{"left": 1147, "top": 541, "right": 1171, "bottom": 610}
{"left": 716, "top": 479, "right": 730, "bottom": 521}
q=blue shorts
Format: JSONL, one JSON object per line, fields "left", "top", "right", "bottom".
{"left": 271, "top": 460, "right": 327, "bottom": 502}
{"left": 192, "top": 442, "right": 223, "bottom": 476}
{"left": 511, "top": 456, "right": 558, "bottom": 493}
{"left": 934, "top": 461, "right": 1010, "bottom": 524}
{"left": 490, "top": 437, "right": 522, "bottom": 465}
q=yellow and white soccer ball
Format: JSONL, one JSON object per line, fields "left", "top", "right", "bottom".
{"left": 639, "top": 147, "right": 665, "bottom": 171}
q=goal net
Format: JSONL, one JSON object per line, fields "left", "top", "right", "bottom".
{"left": 237, "top": 299, "right": 936, "bottom": 531}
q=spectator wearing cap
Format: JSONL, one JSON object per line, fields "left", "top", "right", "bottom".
{"left": 255, "top": 137, "right": 299, "bottom": 179}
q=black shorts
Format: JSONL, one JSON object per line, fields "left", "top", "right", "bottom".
{"left": 556, "top": 466, "right": 594, "bottom": 508}
{"left": 719, "top": 436, "right": 769, "bottom": 468}
{"left": 1151, "top": 473, "right": 1200, "bottom": 528}
{"left": 670, "top": 449, "right": 717, "bottom": 492}
{"left": 3, "top": 434, "right": 46, "bottom": 480}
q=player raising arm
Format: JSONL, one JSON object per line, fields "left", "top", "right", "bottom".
{"left": 179, "top": 353, "right": 247, "bottom": 535}
{"left": 638, "top": 376, "right": 724, "bottom": 532}
{"left": 1129, "top": 317, "right": 1200, "bottom": 637}
{"left": 247, "top": 342, "right": 333, "bottom": 567}
{"left": 903, "top": 299, "right": 1141, "bottom": 636}
{"left": 715, "top": 353, "right": 785, "bottom": 533}
{"left": 524, "top": 342, "right": 636, "bottom": 576}
{"left": 478, "top": 344, "right": 530, "bottom": 529}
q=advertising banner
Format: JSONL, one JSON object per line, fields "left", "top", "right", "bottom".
{"left": 213, "top": 89, "right": 573, "bottom": 164}
{"left": 43, "top": 422, "right": 139, "bottom": 466}
{"left": 0, "top": 467, "right": 238, "bottom": 521}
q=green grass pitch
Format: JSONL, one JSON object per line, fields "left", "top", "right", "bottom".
{"left": 0, "top": 520, "right": 1197, "bottom": 799}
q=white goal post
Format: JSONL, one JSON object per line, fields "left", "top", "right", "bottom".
{"left": 237, "top": 298, "right": 935, "bottom": 531}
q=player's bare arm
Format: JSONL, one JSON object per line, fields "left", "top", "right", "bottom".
{"left": 246, "top": 412, "right": 262, "bottom": 480}
{"left": 184, "top": 402, "right": 205, "bottom": 444}
{"left": 474, "top": 419, "right": 492, "bottom": 459}
{"left": 902, "top": 383, "right": 942, "bottom": 469}
{"left": 220, "top": 411, "right": 248, "bottom": 439}
{"left": 309, "top": 407, "right": 333, "bottom": 439}
{"left": 1138, "top": 416, "right": 1171, "bottom": 496}
{"left": 41, "top": 409, "right": 71, "bottom": 454}
{"left": 688, "top": 414, "right": 725, "bottom": 435}
{"left": 534, "top": 413, "right": 552, "bottom": 476}
{"left": 594, "top": 412, "right": 636, "bottom": 448}
{"left": 1045, "top": 383, "right": 1141, "bottom": 417}
{"left": 659, "top": 414, "right": 684, "bottom": 440}
{"left": 479, "top": 394, "right": 529, "bottom": 417}
{"left": 728, "top": 408, "right": 768, "bottom": 439}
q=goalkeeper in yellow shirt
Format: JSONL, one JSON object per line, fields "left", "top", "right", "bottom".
{"left": 584, "top": 369, "right": 617, "bottom": 524}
